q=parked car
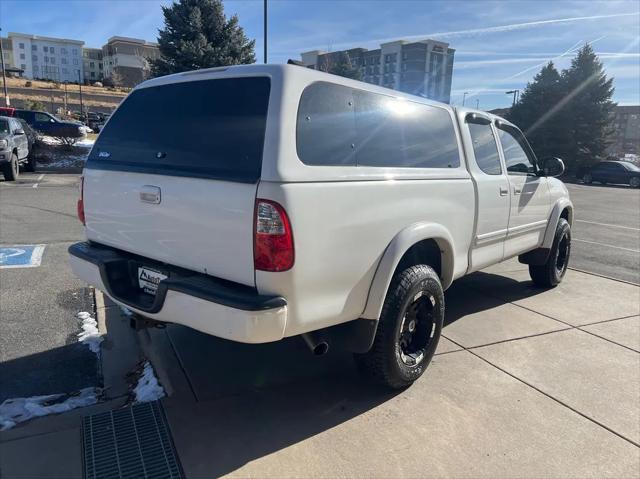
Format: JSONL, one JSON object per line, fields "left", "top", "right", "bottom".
{"left": 0, "top": 115, "right": 31, "bottom": 180}
{"left": 69, "top": 65, "right": 573, "bottom": 389}
{"left": 12, "top": 109, "right": 85, "bottom": 138}
{"left": 582, "top": 161, "right": 640, "bottom": 187}
{"left": 15, "top": 118, "right": 38, "bottom": 167}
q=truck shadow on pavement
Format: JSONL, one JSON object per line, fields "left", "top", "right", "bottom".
{"left": 161, "top": 270, "right": 546, "bottom": 477}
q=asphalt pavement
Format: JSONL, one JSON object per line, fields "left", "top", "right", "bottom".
{"left": 0, "top": 173, "right": 98, "bottom": 401}
{"left": 567, "top": 183, "right": 640, "bottom": 284}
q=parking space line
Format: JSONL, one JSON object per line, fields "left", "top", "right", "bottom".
{"left": 32, "top": 174, "right": 45, "bottom": 188}
{"left": 573, "top": 238, "right": 640, "bottom": 253}
{"left": 575, "top": 219, "right": 640, "bottom": 231}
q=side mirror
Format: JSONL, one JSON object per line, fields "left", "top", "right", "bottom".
{"left": 14, "top": 128, "right": 24, "bottom": 135}
{"left": 541, "top": 157, "right": 565, "bottom": 177}
{"left": 49, "top": 118, "right": 56, "bottom": 123}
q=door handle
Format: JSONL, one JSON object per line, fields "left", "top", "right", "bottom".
{"left": 513, "top": 186, "right": 522, "bottom": 195}
{"left": 499, "top": 186, "right": 508, "bottom": 196}
{"left": 139, "top": 185, "right": 161, "bottom": 204}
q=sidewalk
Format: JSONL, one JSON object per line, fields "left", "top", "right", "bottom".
{"left": 147, "top": 259, "right": 640, "bottom": 478}
{"left": 0, "top": 293, "right": 141, "bottom": 479}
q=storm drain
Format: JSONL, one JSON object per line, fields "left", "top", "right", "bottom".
{"left": 82, "top": 401, "right": 182, "bottom": 479}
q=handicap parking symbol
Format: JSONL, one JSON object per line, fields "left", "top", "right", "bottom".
{"left": 0, "top": 245, "right": 46, "bottom": 268}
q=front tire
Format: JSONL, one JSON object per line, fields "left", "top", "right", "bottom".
{"left": 583, "top": 173, "right": 592, "bottom": 184}
{"left": 529, "top": 218, "right": 571, "bottom": 288}
{"left": 355, "top": 265, "right": 444, "bottom": 389}
{"left": 630, "top": 177, "right": 640, "bottom": 188}
{"left": 2, "top": 154, "right": 19, "bottom": 181}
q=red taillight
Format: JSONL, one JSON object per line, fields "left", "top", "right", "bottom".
{"left": 254, "top": 199, "right": 294, "bottom": 272}
{"left": 77, "top": 176, "right": 85, "bottom": 225}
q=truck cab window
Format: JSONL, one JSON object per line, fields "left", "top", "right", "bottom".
{"left": 497, "top": 128, "right": 537, "bottom": 176}
{"left": 468, "top": 122, "right": 501, "bottom": 175}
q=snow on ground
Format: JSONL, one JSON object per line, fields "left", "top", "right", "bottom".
{"left": 77, "top": 311, "right": 103, "bottom": 354}
{"left": 133, "top": 361, "right": 165, "bottom": 404}
{"left": 0, "top": 387, "right": 98, "bottom": 431}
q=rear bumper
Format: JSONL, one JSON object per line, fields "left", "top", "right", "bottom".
{"left": 68, "top": 242, "right": 287, "bottom": 343}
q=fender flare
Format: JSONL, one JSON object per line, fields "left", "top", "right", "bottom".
{"left": 361, "top": 222, "right": 456, "bottom": 321}
{"left": 542, "top": 198, "right": 573, "bottom": 250}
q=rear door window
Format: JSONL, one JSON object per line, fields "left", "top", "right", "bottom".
{"left": 89, "top": 77, "right": 271, "bottom": 183}
{"left": 467, "top": 122, "right": 501, "bottom": 175}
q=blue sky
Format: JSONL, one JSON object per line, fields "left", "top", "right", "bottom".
{"left": 1, "top": 0, "right": 638, "bottom": 109}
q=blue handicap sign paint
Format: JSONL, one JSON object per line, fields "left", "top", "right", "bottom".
{"left": 0, "top": 245, "right": 46, "bottom": 268}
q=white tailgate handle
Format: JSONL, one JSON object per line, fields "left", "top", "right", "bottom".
{"left": 139, "top": 185, "right": 161, "bottom": 204}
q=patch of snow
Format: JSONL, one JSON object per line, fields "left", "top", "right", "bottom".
{"left": 133, "top": 362, "right": 165, "bottom": 404}
{"left": 77, "top": 311, "right": 103, "bottom": 354}
{"left": 75, "top": 137, "right": 96, "bottom": 147}
{"left": 0, "top": 387, "right": 98, "bottom": 431}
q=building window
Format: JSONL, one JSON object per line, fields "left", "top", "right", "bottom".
{"left": 20, "top": 53, "right": 25, "bottom": 60}
{"left": 50, "top": 57, "right": 56, "bottom": 64}
{"left": 61, "top": 57, "right": 67, "bottom": 64}
{"left": 44, "top": 56, "right": 49, "bottom": 63}
{"left": 90, "top": 62, "right": 94, "bottom": 68}
{"left": 21, "top": 64, "right": 26, "bottom": 70}
{"left": 50, "top": 46, "right": 55, "bottom": 54}
{"left": 73, "top": 58, "right": 78, "bottom": 65}
{"left": 43, "top": 46, "right": 49, "bottom": 52}
{"left": 19, "top": 43, "right": 25, "bottom": 49}
{"left": 72, "top": 48, "right": 78, "bottom": 55}
{"left": 99, "top": 63, "right": 103, "bottom": 69}
{"left": 402, "top": 52, "right": 408, "bottom": 60}
{"left": 31, "top": 45, "right": 37, "bottom": 51}
{"left": 32, "top": 54, "right": 37, "bottom": 62}
{"left": 91, "top": 72, "right": 95, "bottom": 78}
{"left": 62, "top": 68, "right": 68, "bottom": 74}
{"left": 61, "top": 47, "right": 67, "bottom": 55}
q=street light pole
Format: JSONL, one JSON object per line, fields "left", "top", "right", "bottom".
{"left": 475, "top": 99, "right": 479, "bottom": 109}
{"left": 505, "top": 89, "right": 519, "bottom": 107}
{"left": 462, "top": 91, "right": 468, "bottom": 106}
{"left": 77, "top": 69, "right": 84, "bottom": 118}
{"left": 0, "top": 27, "right": 9, "bottom": 106}
{"left": 263, "top": 0, "right": 268, "bottom": 64}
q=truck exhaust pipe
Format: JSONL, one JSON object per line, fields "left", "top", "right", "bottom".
{"left": 302, "top": 332, "right": 329, "bottom": 356}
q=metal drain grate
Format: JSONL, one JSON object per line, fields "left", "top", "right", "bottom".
{"left": 82, "top": 401, "right": 182, "bottom": 479}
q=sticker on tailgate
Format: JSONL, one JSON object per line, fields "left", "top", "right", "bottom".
{"left": 138, "top": 267, "right": 167, "bottom": 295}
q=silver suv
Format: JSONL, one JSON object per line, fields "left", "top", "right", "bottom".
{"left": 0, "top": 116, "right": 31, "bottom": 181}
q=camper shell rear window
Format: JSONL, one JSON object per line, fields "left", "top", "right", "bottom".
{"left": 88, "top": 77, "right": 271, "bottom": 183}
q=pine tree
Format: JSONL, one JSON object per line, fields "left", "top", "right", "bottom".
{"left": 560, "top": 44, "right": 616, "bottom": 171}
{"left": 327, "top": 52, "right": 362, "bottom": 81}
{"left": 507, "top": 62, "right": 565, "bottom": 160}
{"left": 150, "top": 0, "right": 256, "bottom": 77}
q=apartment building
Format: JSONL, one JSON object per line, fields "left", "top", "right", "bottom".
{"left": 83, "top": 47, "right": 104, "bottom": 83}
{"left": 102, "top": 36, "right": 159, "bottom": 87}
{"left": 301, "top": 39, "right": 455, "bottom": 103}
{"left": 608, "top": 105, "right": 640, "bottom": 156}
{"left": 1, "top": 37, "right": 15, "bottom": 71}
{"left": 8, "top": 32, "right": 84, "bottom": 83}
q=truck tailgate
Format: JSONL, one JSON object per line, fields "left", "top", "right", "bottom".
{"left": 83, "top": 168, "right": 257, "bottom": 287}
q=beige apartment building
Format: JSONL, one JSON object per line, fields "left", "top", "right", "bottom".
{"left": 102, "top": 36, "right": 159, "bottom": 87}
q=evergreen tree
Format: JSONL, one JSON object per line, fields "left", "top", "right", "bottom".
{"left": 560, "top": 44, "right": 616, "bottom": 170}
{"left": 150, "top": 0, "right": 256, "bottom": 77}
{"left": 507, "top": 62, "right": 565, "bottom": 160}
{"left": 322, "top": 52, "right": 362, "bottom": 80}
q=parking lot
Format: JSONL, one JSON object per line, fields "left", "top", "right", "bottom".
{"left": 0, "top": 172, "right": 639, "bottom": 478}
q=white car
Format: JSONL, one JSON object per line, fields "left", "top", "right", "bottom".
{"left": 69, "top": 64, "right": 573, "bottom": 389}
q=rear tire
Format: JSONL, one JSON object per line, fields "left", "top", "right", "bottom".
{"left": 355, "top": 264, "right": 444, "bottom": 389}
{"left": 2, "top": 154, "right": 19, "bottom": 181}
{"left": 529, "top": 218, "right": 571, "bottom": 288}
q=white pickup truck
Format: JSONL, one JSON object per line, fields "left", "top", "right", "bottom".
{"left": 69, "top": 64, "right": 573, "bottom": 389}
